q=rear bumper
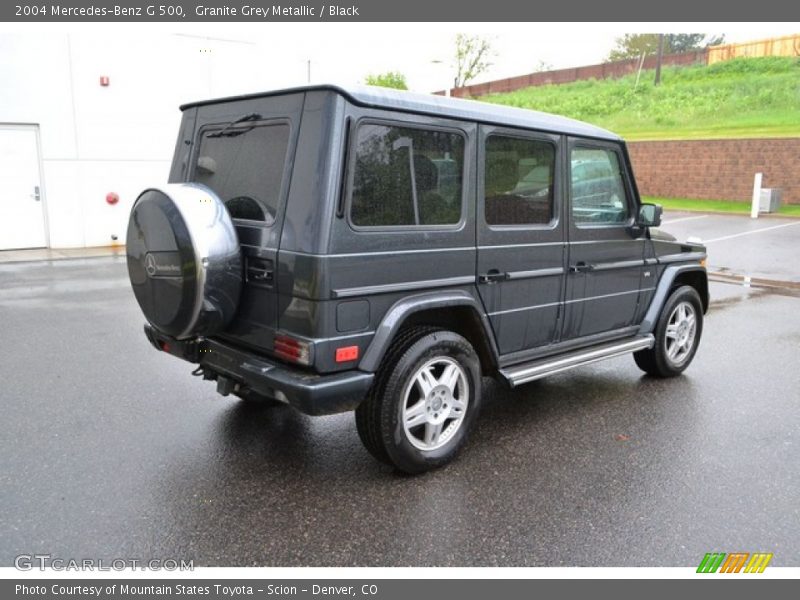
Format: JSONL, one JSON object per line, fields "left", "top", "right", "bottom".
{"left": 143, "top": 324, "right": 374, "bottom": 416}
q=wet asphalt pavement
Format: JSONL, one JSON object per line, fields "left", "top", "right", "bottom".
{"left": 1, "top": 251, "right": 799, "bottom": 567}
{"left": 658, "top": 212, "right": 800, "bottom": 283}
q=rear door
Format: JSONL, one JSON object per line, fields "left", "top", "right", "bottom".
{"left": 180, "top": 93, "right": 304, "bottom": 352}
{"left": 561, "top": 138, "right": 646, "bottom": 341}
{"left": 476, "top": 126, "right": 566, "bottom": 357}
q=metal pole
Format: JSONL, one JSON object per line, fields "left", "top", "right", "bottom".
{"left": 307, "top": 59, "right": 311, "bottom": 84}
{"left": 634, "top": 52, "right": 646, "bottom": 89}
{"left": 751, "top": 172, "right": 763, "bottom": 219}
{"left": 654, "top": 34, "right": 665, "bottom": 86}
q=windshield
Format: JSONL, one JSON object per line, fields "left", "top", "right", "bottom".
{"left": 191, "top": 121, "right": 290, "bottom": 224}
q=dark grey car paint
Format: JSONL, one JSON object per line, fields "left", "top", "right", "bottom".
{"left": 164, "top": 85, "right": 707, "bottom": 405}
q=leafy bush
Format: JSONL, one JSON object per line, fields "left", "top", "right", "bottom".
{"left": 364, "top": 71, "right": 408, "bottom": 90}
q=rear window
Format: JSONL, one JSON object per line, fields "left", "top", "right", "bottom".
{"left": 191, "top": 121, "right": 290, "bottom": 224}
{"left": 349, "top": 123, "right": 465, "bottom": 228}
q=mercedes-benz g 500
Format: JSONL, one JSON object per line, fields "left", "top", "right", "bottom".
{"left": 126, "top": 85, "right": 708, "bottom": 473}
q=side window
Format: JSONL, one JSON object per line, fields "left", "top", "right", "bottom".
{"left": 484, "top": 135, "right": 555, "bottom": 226}
{"left": 192, "top": 122, "right": 290, "bottom": 224}
{"left": 570, "top": 147, "right": 630, "bottom": 225}
{"left": 350, "top": 123, "right": 464, "bottom": 228}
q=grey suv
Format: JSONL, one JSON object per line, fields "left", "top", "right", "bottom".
{"left": 126, "top": 85, "right": 708, "bottom": 473}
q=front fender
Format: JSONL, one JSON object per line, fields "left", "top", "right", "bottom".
{"left": 638, "top": 264, "right": 708, "bottom": 335}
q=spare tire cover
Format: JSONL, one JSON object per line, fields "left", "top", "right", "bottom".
{"left": 126, "top": 183, "right": 242, "bottom": 339}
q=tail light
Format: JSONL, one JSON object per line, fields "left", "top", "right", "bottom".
{"left": 273, "top": 334, "right": 311, "bottom": 365}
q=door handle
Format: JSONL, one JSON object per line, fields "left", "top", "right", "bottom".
{"left": 569, "top": 262, "right": 594, "bottom": 273}
{"left": 32, "top": 186, "right": 41, "bottom": 201}
{"left": 248, "top": 267, "right": 272, "bottom": 281}
{"left": 245, "top": 257, "right": 274, "bottom": 284}
{"left": 478, "top": 269, "right": 508, "bottom": 284}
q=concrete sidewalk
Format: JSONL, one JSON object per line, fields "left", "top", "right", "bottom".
{"left": 0, "top": 245, "right": 124, "bottom": 264}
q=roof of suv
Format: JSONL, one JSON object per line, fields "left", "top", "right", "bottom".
{"left": 180, "top": 83, "right": 621, "bottom": 142}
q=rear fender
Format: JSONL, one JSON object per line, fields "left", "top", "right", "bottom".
{"left": 359, "top": 290, "right": 498, "bottom": 373}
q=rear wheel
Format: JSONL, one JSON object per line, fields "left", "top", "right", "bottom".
{"left": 355, "top": 328, "right": 481, "bottom": 474}
{"left": 355, "top": 326, "right": 438, "bottom": 465}
{"left": 634, "top": 285, "right": 703, "bottom": 377}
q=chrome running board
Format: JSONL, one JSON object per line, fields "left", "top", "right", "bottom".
{"left": 499, "top": 335, "right": 655, "bottom": 387}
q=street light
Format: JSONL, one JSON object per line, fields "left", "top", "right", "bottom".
{"left": 430, "top": 59, "right": 451, "bottom": 97}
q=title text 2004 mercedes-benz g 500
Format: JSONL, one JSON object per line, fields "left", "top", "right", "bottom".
{"left": 126, "top": 85, "right": 708, "bottom": 473}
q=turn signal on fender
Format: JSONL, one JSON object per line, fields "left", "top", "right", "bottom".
{"left": 335, "top": 346, "right": 359, "bottom": 363}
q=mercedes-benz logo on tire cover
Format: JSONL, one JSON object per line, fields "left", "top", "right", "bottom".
{"left": 145, "top": 254, "right": 158, "bottom": 277}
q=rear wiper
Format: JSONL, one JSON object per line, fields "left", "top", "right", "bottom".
{"left": 207, "top": 112, "right": 262, "bottom": 138}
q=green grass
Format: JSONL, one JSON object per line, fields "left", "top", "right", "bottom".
{"left": 481, "top": 57, "right": 800, "bottom": 141}
{"left": 644, "top": 196, "right": 800, "bottom": 217}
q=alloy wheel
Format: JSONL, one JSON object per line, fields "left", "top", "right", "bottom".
{"left": 665, "top": 300, "right": 697, "bottom": 366}
{"left": 401, "top": 357, "right": 469, "bottom": 451}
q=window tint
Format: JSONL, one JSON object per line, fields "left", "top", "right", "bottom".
{"left": 350, "top": 123, "right": 464, "bottom": 227}
{"left": 192, "top": 122, "right": 290, "bottom": 223}
{"left": 484, "top": 135, "right": 555, "bottom": 225}
{"left": 570, "top": 147, "right": 629, "bottom": 225}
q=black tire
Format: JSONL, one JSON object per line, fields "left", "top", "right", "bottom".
{"left": 356, "top": 328, "right": 482, "bottom": 474}
{"left": 355, "top": 326, "right": 440, "bottom": 465}
{"left": 634, "top": 285, "right": 703, "bottom": 377}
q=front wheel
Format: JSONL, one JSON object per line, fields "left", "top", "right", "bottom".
{"left": 634, "top": 285, "right": 703, "bottom": 377}
{"left": 355, "top": 329, "right": 482, "bottom": 474}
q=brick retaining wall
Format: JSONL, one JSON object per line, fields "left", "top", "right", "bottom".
{"left": 443, "top": 50, "right": 707, "bottom": 97}
{"left": 626, "top": 138, "right": 800, "bottom": 205}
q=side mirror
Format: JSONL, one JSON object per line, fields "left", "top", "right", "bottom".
{"left": 637, "top": 203, "right": 662, "bottom": 228}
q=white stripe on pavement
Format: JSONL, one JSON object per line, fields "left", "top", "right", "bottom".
{"left": 704, "top": 220, "right": 800, "bottom": 243}
{"left": 661, "top": 215, "right": 709, "bottom": 225}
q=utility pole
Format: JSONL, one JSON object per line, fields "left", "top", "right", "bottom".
{"left": 654, "top": 34, "right": 665, "bottom": 86}
{"left": 430, "top": 59, "right": 451, "bottom": 97}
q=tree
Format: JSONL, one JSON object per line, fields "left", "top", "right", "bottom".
{"left": 607, "top": 33, "right": 727, "bottom": 61}
{"left": 668, "top": 34, "right": 707, "bottom": 53}
{"left": 364, "top": 71, "right": 408, "bottom": 90}
{"left": 608, "top": 34, "right": 661, "bottom": 61}
{"left": 454, "top": 34, "right": 493, "bottom": 88}
{"left": 669, "top": 33, "right": 726, "bottom": 52}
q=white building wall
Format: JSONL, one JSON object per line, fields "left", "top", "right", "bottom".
{"left": 0, "top": 32, "right": 291, "bottom": 248}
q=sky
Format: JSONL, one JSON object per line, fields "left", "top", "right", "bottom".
{"left": 2, "top": 22, "right": 797, "bottom": 94}
{"left": 160, "top": 22, "right": 800, "bottom": 92}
